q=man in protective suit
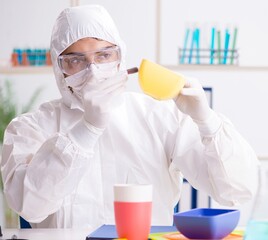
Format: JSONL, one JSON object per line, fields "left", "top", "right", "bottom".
{"left": 1, "top": 5, "right": 259, "bottom": 230}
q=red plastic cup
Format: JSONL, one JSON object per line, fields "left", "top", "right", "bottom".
{"left": 114, "top": 184, "right": 153, "bottom": 240}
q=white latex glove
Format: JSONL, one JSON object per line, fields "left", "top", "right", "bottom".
{"left": 174, "top": 77, "right": 213, "bottom": 122}
{"left": 82, "top": 70, "right": 127, "bottom": 129}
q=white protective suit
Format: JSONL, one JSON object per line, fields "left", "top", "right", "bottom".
{"left": 1, "top": 5, "right": 259, "bottom": 230}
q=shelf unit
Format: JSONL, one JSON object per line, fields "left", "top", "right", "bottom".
{"left": 0, "top": 66, "right": 53, "bottom": 75}
{"left": 1, "top": 65, "right": 268, "bottom": 75}
{"left": 164, "top": 65, "right": 268, "bottom": 72}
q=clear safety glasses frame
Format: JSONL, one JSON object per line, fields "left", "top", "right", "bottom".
{"left": 58, "top": 46, "right": 121, "bottom": 76}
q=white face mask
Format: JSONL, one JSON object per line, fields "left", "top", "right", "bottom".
{"left": 64, "top": 62, "right": 120, "bottom": 109}
{"left": 91, "top": 61, "right": 120, "bottom": 79}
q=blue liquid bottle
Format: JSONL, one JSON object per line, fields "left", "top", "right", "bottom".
{"left": 244, "top": 167, "right": 268, "bottom": 240}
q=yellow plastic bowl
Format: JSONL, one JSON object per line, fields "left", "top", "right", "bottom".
{"left": 138, "top": 59, "right": 185, "bottom": 100}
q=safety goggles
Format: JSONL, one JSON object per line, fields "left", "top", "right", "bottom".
{"left": 58, "top": 46, "right": 121, "bottom": 76}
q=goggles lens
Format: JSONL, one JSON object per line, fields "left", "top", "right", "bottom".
{"left": 58, "top": 46, "right": 120, "bottom": 76}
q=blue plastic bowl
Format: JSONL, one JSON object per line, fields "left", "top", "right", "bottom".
{"left": 173, "top": 208, "right": 240, "bottom": 239}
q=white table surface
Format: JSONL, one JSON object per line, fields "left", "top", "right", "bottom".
{"left": 1, "top": 227, "right": 246, "bottom": 240}
{"left": 1, "top": 228, "right": 92, "bottom": 240}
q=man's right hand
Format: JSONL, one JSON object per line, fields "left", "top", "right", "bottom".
{"left": 82, "top": 70, "right": 127, "bottom": 129}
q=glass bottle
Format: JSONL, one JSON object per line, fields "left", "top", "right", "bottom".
{"left": 244, "top": 166, "right": 268, "bottom": 239}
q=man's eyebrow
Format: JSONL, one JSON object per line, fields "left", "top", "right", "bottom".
{"left": 102, "top": 46, "right": 115, "bottom": 50}
{"left": 64, "top": 52, "right": 85, "bottom": 56}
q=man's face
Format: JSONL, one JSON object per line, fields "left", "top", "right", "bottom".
{"left": 59, "top": 38, "right": 120, "bottom": 76}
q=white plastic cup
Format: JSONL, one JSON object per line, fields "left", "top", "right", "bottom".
{"left": 113, "top": 184, "right": 153, "bottom": 240}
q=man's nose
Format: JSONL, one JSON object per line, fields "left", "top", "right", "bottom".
{"left": 86, "top": 55, "right": 95, "bottom": 65}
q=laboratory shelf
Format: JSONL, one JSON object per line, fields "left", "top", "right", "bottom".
{"left": 164, "top": 65, "right": 268, "bottom": 72}
{"left": 1, "top": 65, "right": 268, "bottom": 75}
{"left": 0, "top": 66, "right": 53, "bottom": 75}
